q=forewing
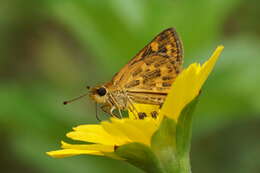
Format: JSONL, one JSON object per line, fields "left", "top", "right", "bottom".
{"left": 112, "top": 28, "right": 183, "bottom": 98}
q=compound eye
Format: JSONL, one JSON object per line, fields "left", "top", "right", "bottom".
{"left": 96, "top": 87, "right": 107, "bottom": 96}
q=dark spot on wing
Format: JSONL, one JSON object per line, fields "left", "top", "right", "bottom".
{"left": 142, "top": 69, "right": 161, "bottom": 80}
{"left": 125, "top": 80, "right": 140, "bottom": 88}
{"left": 154, "top": 59, "right": 168, "bottom": 67}
{"left": 156, "top": 87, "right": 167, "bottom": 91}
{"left": 170, "top": 60, "right": 177, "bottom": 64}
{"left": 141, "top": 46, "right": 153, "bottom": 59}
{"left": 144, "top": 57, "right": 155, "bottom": 65}
{"left": 162, "top": 82, "right": 171, "bottom": 87}
{"left": 159, "top": 47, "right": 167, "bottom": 53}
{"left": 132, "top": 68, "right": 143, "bottom": 77}
{"left": 167, "top": 64, "right": 174, "bottom": 73}
{"left": 158, "top": 31, "right": 168, "bottom": 41}
{"left": 138, "top": 112, "right": 147, "bottom": 119}
{"left": 151, "top": 111, "right": 158, "bottom": 119}
{"left": 161, "top": 53, "right": 171, "bottom": 58}
{"left": 162, "top": 76, "right": 173, "bottom": 80}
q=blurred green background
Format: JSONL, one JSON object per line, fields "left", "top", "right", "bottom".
{"left": 1, "top": 0, "right": 260, "bottom": 172}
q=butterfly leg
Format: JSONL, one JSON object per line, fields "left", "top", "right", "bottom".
{"left": 110, "top": 106, "right": 121, "bottom": 118}
{"left": 125, "top": 95, "right": 139, "bottom": 119}
{"left": 101, "top": 104, "right": 113, "bottom": 117}
{"left": 107, "top": 93, "right": 123, "bottom": 118}
{"left": 116, "top": 108, "right": 123, "bottom": 118}
{"left": 95, "top": 103, "right": 101, "bottom": 121}
{"left": 101, "top": 104, "right": 120, "bottom": 118}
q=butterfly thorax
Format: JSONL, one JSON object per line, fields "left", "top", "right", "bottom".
{"left": 105, "top": 82, "right": 129, "bottom": 110}
{"left": 89, "top": 83, "right": 129, "bottom": 111}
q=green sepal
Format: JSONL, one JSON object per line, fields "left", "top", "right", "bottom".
{"left": 176, "top": 94, "right": 200, "bottom": 157}
{"left": 103, "top": 152, "right": 124, "bottom": 160}
{"left": 151, "top": 118, "right": 178, "bottom": 172}
{"left": 150, "top": 95, "right": 200, "bottom": 173}
{"left": 114, "top": 142, "right": 163, "bottom": 173}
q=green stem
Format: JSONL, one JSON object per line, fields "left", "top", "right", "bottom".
{"left": 178, "top": 154, "right": 191, "bottom": 173}
{"left": 161, "top": 153, "right": 191, "bottom": 173}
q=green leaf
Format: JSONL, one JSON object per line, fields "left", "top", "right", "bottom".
{"left": 115, "top": 143, "right": 163, "bottom": 173}
{"left": 176, "top": 95, "right": 200, "bottom": 157}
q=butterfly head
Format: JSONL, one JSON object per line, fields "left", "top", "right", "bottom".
{"left": 89, "top": 86, "right": 109, "bottom": 104}
{"left": 63, "top": 85, "right": 108, "bottom": 105}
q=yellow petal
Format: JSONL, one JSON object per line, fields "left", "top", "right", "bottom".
{"left": 61, "top": 141, "right": 114, "bottom": 152}
{"left": 110, "top": 118, "right": 159, "bottom": 146}
{"left": 160, "top": 46, "right": 224, "bottom": 121}
{"left": 46, "top": 149, "right": 103, "bottom": 158}
{"left": 66, "top": 124, "right": 120, "bottom": 145}
{"left": 100, "top": 120, "right": 132, "bottom": 145}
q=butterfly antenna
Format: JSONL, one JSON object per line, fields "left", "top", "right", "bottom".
{"left": 63, "top": 93, "right": 88, "bottom": 105}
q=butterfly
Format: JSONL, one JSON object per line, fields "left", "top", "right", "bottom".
{"left": 65, "top": 28, "right": 183, "bottom": 119}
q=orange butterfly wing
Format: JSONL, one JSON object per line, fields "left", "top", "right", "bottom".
{"left": 112, "top": 28, "right": 183, "bottom": 95}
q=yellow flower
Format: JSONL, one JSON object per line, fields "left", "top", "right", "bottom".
{"left": 47, "top": 117, "right": 160, "bottom": 158}
{"left": 47, "top": 46, "right": 224, "bottom": 159}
